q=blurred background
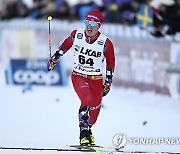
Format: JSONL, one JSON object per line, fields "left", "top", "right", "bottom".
{"left": 1, "top": 0, "right": 180, "bottom": 97}
{"left": 0, "top": 0, "right": 180, "bottom": 153}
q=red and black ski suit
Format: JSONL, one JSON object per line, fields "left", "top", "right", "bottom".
{"left": 60, "top": 30, "right": 115, "bottom": 131}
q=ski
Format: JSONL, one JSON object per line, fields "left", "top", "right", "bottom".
{"left": 67, "top": 144, "right": 120, "bottom": 154}
{"left": 67, "top": 145, "right": 103, "bottom": 154}
{"left": 1, "top": 146, "right": 173, "bottom": 153}
{"left": 68, "top": 144, "right": 115, "bottom": 149}
{"left": 0, "top": 146, "right": 94, "bottom": 152}
{"left": 68, "top": 145, "right": 99, "bottom": 153}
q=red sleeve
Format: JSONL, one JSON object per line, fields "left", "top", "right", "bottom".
{"left": 61, "top": 30, "right": 77, "bottom": 51}
{"left": 104, "top": 38, "right": 115, "bottom": 69}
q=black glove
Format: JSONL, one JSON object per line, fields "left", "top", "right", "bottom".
{"left": 102, "top": 67, "right": 114, "bottom": 97}
{"left": 47, "top": 49, "right": 63, "bottom": 71}
{"left": 102, "top": 81, "right": 111, "bottom": 97}
{"left": 47, "top": 58, "right": 57, "bottom": 71}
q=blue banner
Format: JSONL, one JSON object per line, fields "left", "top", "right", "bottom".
{"left": 6, "top": 59, "right": 67, "bottom": 86}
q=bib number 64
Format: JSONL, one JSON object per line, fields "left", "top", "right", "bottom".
{"left": 79, "top": 55, "right": 94, "bottom": 66}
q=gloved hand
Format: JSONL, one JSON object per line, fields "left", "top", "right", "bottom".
{"left": 47, "top": 58, "right": 57, "bottom": 71}
{"left": 47, "top": 49, "right": 63, "bottom": 71}
{"left": 102, "top": 67, "right": 114, "bottom": 97}
{"left": 102, "top": 81, "right": 111, "bottom": 97}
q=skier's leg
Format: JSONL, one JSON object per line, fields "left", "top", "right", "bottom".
{"left": 89, "top": 78, "right": 103, "bottom": 144}
{"left": 89, "top": 78, "right": 103, "bottom": 125}
{"left": 71, "top": 73, "right": 94, "bottom": 145}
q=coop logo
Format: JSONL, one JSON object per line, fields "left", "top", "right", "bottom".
{"left": 6, "top": 59, "right": 67, "bottom": 86}
{"left": 14, "top": 70, "right": 59, "bottom": 85}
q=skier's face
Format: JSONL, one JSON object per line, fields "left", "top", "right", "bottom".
{"left": 84, "top": 20, "right": 100, "bottom": 37}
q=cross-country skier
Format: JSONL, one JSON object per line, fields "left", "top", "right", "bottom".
{"left": 47, "top": 10, "right": 115, "bottom": 145}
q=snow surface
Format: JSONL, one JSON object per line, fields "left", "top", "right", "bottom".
{"left": 0, "top": 70, "right": 180, "bottom": 154}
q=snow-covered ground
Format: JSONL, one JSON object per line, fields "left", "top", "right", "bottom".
{"left": 0, "top": 69, "right": 180, "bottom": 154}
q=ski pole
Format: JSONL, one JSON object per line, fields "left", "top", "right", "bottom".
{"left": 47, "top": 16, "right": 53, "bottom": 58}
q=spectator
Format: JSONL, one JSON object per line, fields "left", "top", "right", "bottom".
{"left": 40, "top": 0, "right": 56, "bottom": 19}
{"left": 104, "top": 0, "right": 119, "bottom": 23}
{"left": 17, "top": 0, "right": 29, "bottom": 18}
{"left": 118, "top": 0, "right": 142, "bottom": 25}
{"left": 0, "top": 0, "right": 28, "bottom": 20}
{"left": 150, "top": 0, "right": 180, "bottom": 37}
{"left": 104, "top": 0, "right": 142, "bottom": 24}
{"left": 53, "top": 0, "right": 70, "bottom": 20}
{"left": 73, "top": 0, "right": 100, "bottom": 20}
{"left": 1, "top": 0, "right": 19, "bottom": 20}
{"left": 29, "top": 0, "right": 44, "bottom": 19}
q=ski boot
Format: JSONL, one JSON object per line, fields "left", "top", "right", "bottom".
{"left": 89, "top": 129, "right": 95, "bottom": 145}
{"left": 80, "top": 130, "right": 90, "bottom": 145}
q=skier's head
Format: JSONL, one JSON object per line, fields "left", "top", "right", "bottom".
{"left": 84, "top": 10, "right": 103, "bottom": 37}
{"left": 85, "top": 10, "right": 104, "bottom": 23}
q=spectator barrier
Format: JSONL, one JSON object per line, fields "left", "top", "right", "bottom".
{"left": 0, "top": 19, "right": 180, "bottom": 98}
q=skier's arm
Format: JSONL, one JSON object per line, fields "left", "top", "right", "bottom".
{"left": 48, "top": 30, "right": 76, "bottom": 71}
{"left": 52, "top": 30, "right": 76, "bottom": 60}
{"left": 102, "top": 38, "right": 115, "bottom": 97}
{"left": 58, "top": 30, "right": 77, "bottom": 54}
